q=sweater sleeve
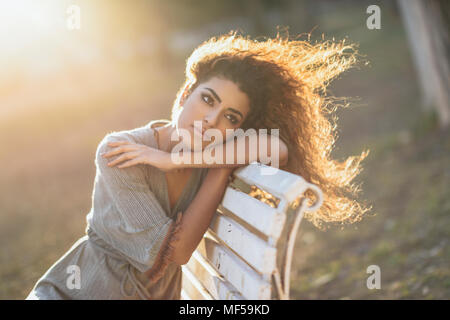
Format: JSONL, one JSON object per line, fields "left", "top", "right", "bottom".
{"left": 91, "top": 131, "right": 181, "bottom": 276}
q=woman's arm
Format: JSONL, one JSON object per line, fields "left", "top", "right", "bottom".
{"left": 176, "top": 132, "right": 288, "bottom": 169}
{"left": 104, "top": 132, "right": 288, "bottom": 171}
{"left": 94, "top": 133, "right": 184, "bottom": 273}
{"left": 166, "top": 167, "right": 234, "bottom": 265}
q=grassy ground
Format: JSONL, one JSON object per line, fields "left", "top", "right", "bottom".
{"left": 0, "top": 2, "right": 448, "bottom": 299}
{"left": 290, "top": 125, "right": 450, "bottom": 299}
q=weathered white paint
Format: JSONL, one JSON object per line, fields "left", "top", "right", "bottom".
{"left": 195, "top": 232, "right": 272, "bottom": 300}
{"left": 221, "top": 187, "right": 286, "bottom": 242}
{"left": 233, "top": 163, "right": 323, "bottom": 211}
{"left": 181, "top": 265, "right": 214, "bottom": 300}
{"left": 184, "top": 251, "right": 245, "bottom": 300}
{"left": 209, "top": 212, "right": 277, "bottom": 275}
{"left": 180, "top": 289, "right": 191, "bottom": 300}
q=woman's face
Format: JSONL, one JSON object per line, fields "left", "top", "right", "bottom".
{"left": 175, "top": 76, "right": 251, "bottom": 150}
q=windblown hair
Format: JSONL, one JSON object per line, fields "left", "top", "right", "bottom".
{"left": 171, "top": 30, "right": 371, "bottom": 230}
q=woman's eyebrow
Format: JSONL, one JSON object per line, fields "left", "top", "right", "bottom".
{"left": 204, "top": 87, "right": 243, "bottom": 119}
{"left": 228, "top": 108, "right": 243, "bottom": 119}
{"left": 205, "top": 87, "right": 222, "bottom": 103}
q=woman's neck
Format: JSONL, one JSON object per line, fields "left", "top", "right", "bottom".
{"left": 155, "top": 122, "right": 180, "bottom": 153}
{"left": 155, "top": 123, "right": 192, "bottom": 174}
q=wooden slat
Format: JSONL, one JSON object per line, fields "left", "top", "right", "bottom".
{"left": 180, "top": 289, "right": 191, "bottom": 300}
{"left": 184, "top": 251, "right": 245, "bottom": 300}
{"left": 181, "top": 265, "right": 214, "bottom": 300}
{"left": 221, "top": 187, "right": 286, "bottom": 242}
{"left": 181, "top": 275, "right": 202, "bottom": 300}
{"left": 209, "top": 212, "right": 277, "bottom": 275}
{"left": 195, "top": 232, "right": 272, "bottom": 299}
{"left": 234, "top": 163, "right": 313, "bottom": 204}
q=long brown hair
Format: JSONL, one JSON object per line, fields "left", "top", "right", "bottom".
{"left": 171, "top": 30, "right": 371, "bottom": 230}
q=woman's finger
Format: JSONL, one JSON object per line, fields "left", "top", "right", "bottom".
{"left": 102, "top": 145, "right": 140, "bottom": 158}
{"left": 107, "top": 141, "right": 130, "bottom": 147}
{"left": 107, "top": 151, "right": 141, "bottom": 167}
{"left": 117, "top": 157, "right": 145, "bottom": 168}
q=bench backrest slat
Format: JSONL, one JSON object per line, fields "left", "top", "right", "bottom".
{"left": 194, "top": 232, "right": 272, "bottom": 299}
{"left": 233, "top": 163, "right": 306, "bottom": 204}
{"left": 221, "top": 187, "right": 286, "bottom": 243}
{"left": 181, "top": 265, "right": 214, "bottom": 300}
{"left": 183, "top": 251, "right": 245, "bottom": 300}
{"left": 209, "top": 210, "right": 277, "bottom": 275}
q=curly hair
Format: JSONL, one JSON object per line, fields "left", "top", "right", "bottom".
{"left": 170, "top": 30, "right": 371, "bottom": 230}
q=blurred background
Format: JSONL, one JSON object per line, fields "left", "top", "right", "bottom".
{"left": 0, "top": 0, "right": 448, "bottom": 299}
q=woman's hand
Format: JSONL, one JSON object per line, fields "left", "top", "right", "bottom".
{"left": 101, "top": 141, "right": 177, "bottom": 172}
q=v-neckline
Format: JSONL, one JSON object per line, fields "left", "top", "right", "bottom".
{"left": 161, "top": 168, "right": 197, "bottom": 216}
{"left": 150, "top": 121, "right": 197, "bottom": 216}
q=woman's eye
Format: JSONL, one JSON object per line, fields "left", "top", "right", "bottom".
{"left": 201, "top": 93, "right": 214, "bottom": 106}
{"left": 226, "top": 114, "right": 238, "bottom": 125}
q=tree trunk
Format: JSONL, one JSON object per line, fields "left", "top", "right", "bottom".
{"left": 397, "top": 0, "right": 450, "bottom": 128}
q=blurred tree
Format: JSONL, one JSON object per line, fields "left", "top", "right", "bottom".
{"left": 243, "top": 0, "right": 266, "bottom": 35}
{"left": 282, "top": 0, "right": 317, "bottom": 34}
{"left": 397, "top": 0, "right": 450, "bottom": 128}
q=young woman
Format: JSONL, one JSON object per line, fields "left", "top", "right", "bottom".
{"left": 26, "top": 31, "right": 370, "bottom": 300}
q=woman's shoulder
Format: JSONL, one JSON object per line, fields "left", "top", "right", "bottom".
{"left": 147, "top": 119, "right": 171, "bottom": 129}
{"left": 100, "top": 119, "right": 170, "bottom": 148}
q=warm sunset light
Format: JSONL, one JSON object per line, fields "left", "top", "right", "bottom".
{"left": 0, "top": 1, "right": 65, "bottom": 55}
{"left": 0, "top": 0, "right": 448, "bottom": 304}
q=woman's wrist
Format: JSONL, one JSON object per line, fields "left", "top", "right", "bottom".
{"left": 170, "top": 150, "right": 223, "bottom": 169}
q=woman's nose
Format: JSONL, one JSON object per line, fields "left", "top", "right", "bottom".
{"left": 204, "top": 109, "right": 221, "bottom": 128}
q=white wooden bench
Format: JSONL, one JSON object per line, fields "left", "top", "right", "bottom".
{"left": 181, "top": 162, "right": 324, "bottom": 300}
